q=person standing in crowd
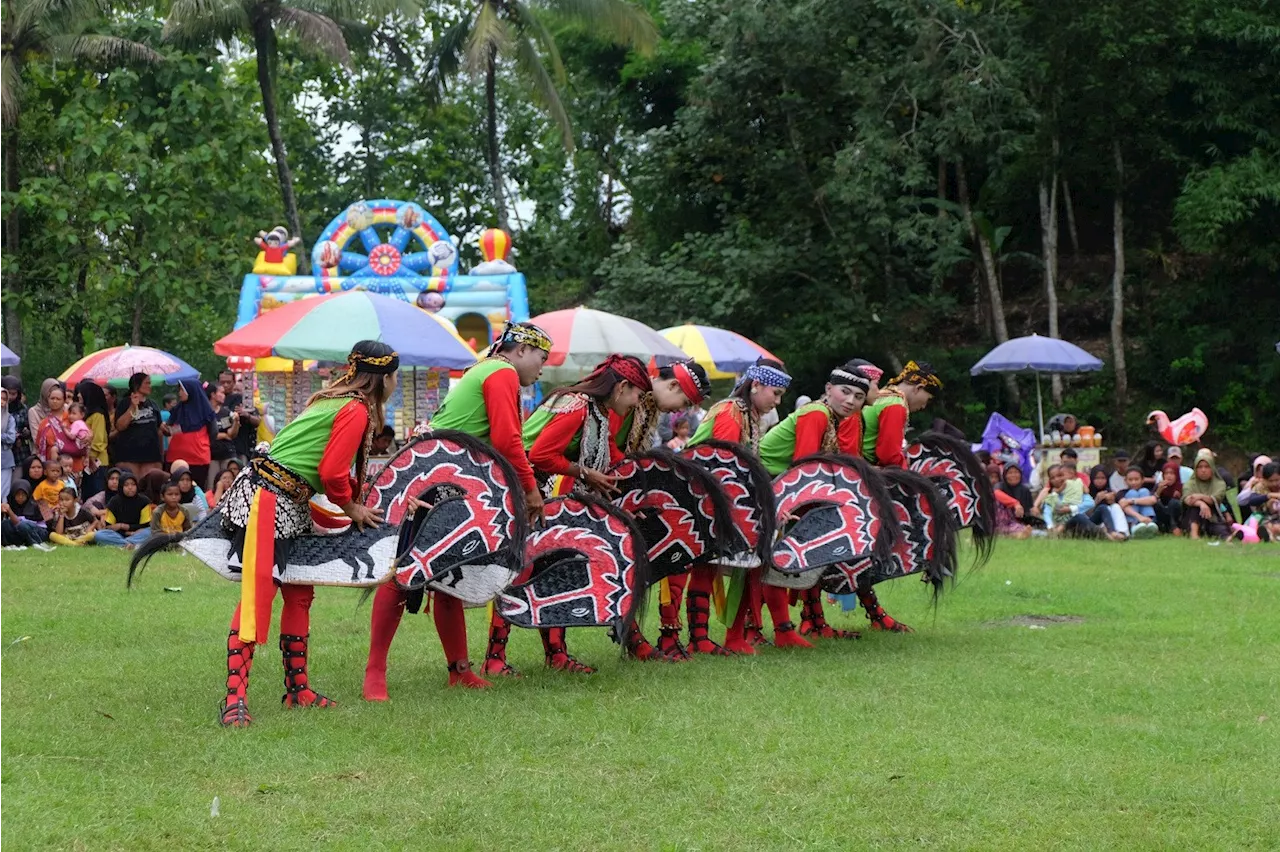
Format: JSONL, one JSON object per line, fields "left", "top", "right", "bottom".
{"left": 1, "top": 386, "right": 15, "bottom": 501}
{"left": 166, "top": 379, "right": 216, "bottom": 487}
{"left": 3, "top": 376, "right": 32, "bottom": 479}
{"left": 207, "top": 383, "right": 241, "bottom": 489}
{"left": 74, "top": 381, "right": 111, "bottom": 500}
{"left": 93, "top": 472, "right": 154, "bottom": 549}
{"left": 227, "top": 392, "right": 261, "bottom": 463}
{"left": 26, "top": 379, "right": 60, "bottom": 449}
{"left": 33, "top": 384, "right": 71, "bottom": 464}
{"left": 111, "top": 373, "right": 164, "bottom": 477}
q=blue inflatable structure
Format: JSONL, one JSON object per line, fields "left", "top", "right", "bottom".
{"left": 234, "top": 198, "right": 531, "bottom": 350}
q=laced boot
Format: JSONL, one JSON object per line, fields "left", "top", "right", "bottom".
{"left": 279, "top": 634, "right": 337, "bottom": 708}
{"left": 482, "top": 615, "right": 521, "bottom": 677}
{"left": 542, "top": 627, "right": 595, "bottom": 674}
{"left": 447, "top": 660, "right": 493, "bottom": 689}
{"left": 856, "top": 586, "right": 913, "bottom": 633}
{"left": 686, "top": 589, "right": 733, "bottom": 656}
{"left": 798, "top": 588, "right": 859, "bottom": 639}
{"left": 220, "top": 630, "right": 255, "bottom": 728}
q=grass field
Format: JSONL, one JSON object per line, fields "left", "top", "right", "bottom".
{"left": 3, "top": 538, "right": 1278, "bottom": 850}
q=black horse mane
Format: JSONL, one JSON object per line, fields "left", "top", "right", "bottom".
{"left": 877, "top": 467, "right": 960, "bottom": 598}
{"left": 911, "top": 430, "right": 997, "bottom": 568}
{"left": 126, "top": 532, "right": 189, "bottom": 588}
{"left": 620, "top": 446, "right": 737, "bottom": 556}
{"left": 686, "top": 438, "right": 778, "bottom": 563}
{"left": 791, "top": 452, "right": 900, "bottom": 564}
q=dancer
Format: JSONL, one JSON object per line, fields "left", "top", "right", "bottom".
{"left": 857, "top": 359, "right": 943, "bottom": 630}
{"left": 757, "top": 361, "right": 872, "bottom": 641}
{"left": 363, "top": 322, "right": 551, "bottom": 700}
{"left": 214, "top": 341, "right": 395, "bottom": 727}
{"left": 482, "top": 354, "right": 652, "bottom": 677}
{"left": 685, "top": 358, "right": 792, "bottom": 655}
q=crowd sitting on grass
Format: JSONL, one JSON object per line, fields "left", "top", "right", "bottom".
{"left": 985, "top": 442, "right": 1277, "bottom": 543}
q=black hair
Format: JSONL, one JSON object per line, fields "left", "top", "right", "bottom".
{"left": 378, "top": 425, "right": 396, "bottom": 439}
{"left": 1125, "top": 465, "right": 1144, "bottom": 477}
{"left": 657, "top": 361, "right": 712, "bottom": 402}
{"left": 732, "top": 357, "right": 786, "bottom": 404}
{"left": 59, "top": 486, "right": 76, "bottom": 498}
{"left": 161, "top": 480, "right": 182, "bottom": 495}
{"left": 975, "top": 449, "right": 992, "bottom": 464}
{"left": 1060, "top": 448, "right": 1078, "bottom": 459}
{"left": 75, "top": 380, "right": 110, "bottom": 421}
{"left": 127, "top": 372, "right": 149, "bottom": 393}
{"left": 1263, "top": 462, "right": 1280, "bottom": 479}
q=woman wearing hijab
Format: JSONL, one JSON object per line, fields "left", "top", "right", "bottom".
{"left": 993, "top": 463, "right": 1035, "bottom": 538}
{"left": 82, "top": 467, "right": 123, "bottom": 517}
{"left": 93, "top": 472, "right": 154, "bottom": 548}
{"left": 1181, "top": 448, "right": 1230, "bottom": 539}
{"left": 74, "top": 381, "right": 112, "bottom": 499}
{"left": 166, "top": 378, "right": 216, "bottom": 487}
{"left": 26, "top": 378, "right": 60, "bottom": 441}
{"left": 169, "top": 459, "right": 210, "bottom": 521}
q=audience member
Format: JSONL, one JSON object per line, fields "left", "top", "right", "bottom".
{"left": 370, "top": 425, "right": 397, "bottom": 456}
{"left": 111, "top": 373, "right": 164, "bottom": 476}
{"left": 169, "top": 459, "right": 210, "bottom": 521}
{"left": 1046, "top": 412, "right": 1080, "bottom": 436}
{"left": 48, "top": 488, "right": 101, "bottom": 546}
{"left": 1034, "top": 464, "right": 1090, "bottom": 534}
{"left": 26, "top": 379, "right": 61, "bottom": 447}
{"left": 207, "top": 469, "right": 235, "bottom": 508}
{"left": 207, "top": 383, "right": 240, "bottom": 489}
{"left": 2, "top": 376, "right": 32, "bottom": 473}
{"left": 151, "top": 480, "right": 193, "bottom": 535}
{"left": 159, "top": 393, "right": 177, "bottom": 456}
{"left": 166, "top": 378, "right": 216, "bottom": 487}
{"left": 228, "top": 393, "right": 261, "bottom": 461}
{"left": 1165, "top": 445, "right": 1192, "bottom": 483}
{"left": 1081, "top": 464, "right": 1128, "bottom": 538}
{"left": 93, "top": 472, "right": 154, "bottom": 549}
{"left": 1059, "top": 448, "right": 1089, "bottom": 486}
{"left": 1119, "top": 466, "right": 1159, "bottom": 538}
{"left": 32, "top": 460, "right": 66, "bottom": 521}
{"left": 666, "top": 416, "right": 693, "bottom": 451}
{"left": 1181, "top": 448, "right": 1231, "bottom": 539}
{"left": 1153, "top": 462, "right": 1183, "bottom": 534}
{"left": 83, "top": 467, "right": 122, "bottom": 518}
{"left": 1237, "top": 458, "right": 1276, "bottom": 517}
{"left": 993, "top": 463, "right": 1035, "bottom": 538}
{"left": 138, "top": 469, "right": 170, "bottom": 506}
{"left": 1108, "top": 449, "right": 1131, "bottom": 492}
{"left": 1, "top": 386, "right": 14, "bottom": 501}
{"left": 34, "top": 383, "right": 72, "bottom": 465}
{"left": 74, "top": 381, "right": 111, "bottom": 499}
{"left": 2, "top": 478, "right": 50, "bottom": 548}
{"left": 1137, "top": 441, "right": 1166, "bottom": 489}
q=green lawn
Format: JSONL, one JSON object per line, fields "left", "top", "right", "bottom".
{"left": 3, "top": 539, "right": 1278, "bottom": 850}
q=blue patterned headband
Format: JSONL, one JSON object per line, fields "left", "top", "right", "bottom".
{"left": 744, "top": 364, "right": 791, "bottom": 388}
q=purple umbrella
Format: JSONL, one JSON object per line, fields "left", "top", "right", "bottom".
{"left": 1, "top": 343, "right": 18, "bottom": 367}
{"left": 971, "top": 334, "right": 1104, "bottom": 439}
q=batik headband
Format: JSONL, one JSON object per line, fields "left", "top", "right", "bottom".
{"left": 487, "top": 321, "right": 553, "bottom": 358}
{"left": 744, "top": 364, "right": 791, "bottom": 388}
{"left": 594, "top": 354, "right": 652, "bottom": 392}
{"left": 891, "top": 360, "right": 943, "bottom": 391}
{"left": 345, "top": 348, "right": 400, "bottom": 379}
{"left": 828, "top": 366, "right": 870, "bottom": 392}
{"left": 671, "top": 361, "right": 708, "bottom": 404}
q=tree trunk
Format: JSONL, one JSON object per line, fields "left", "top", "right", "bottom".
{"left": 1110, "top": 140, "right": 1128, "bottom": 414}
{"left": 1061, "top": 177, "right": 1080, "bottom": 258}
{"left": 484, "top": 50, "right": 509, "bottom": 232}
{"left": 3, "top": 118, "right": 24, "bottom": 380}
{"left": 1040, "top": 138, "right": 1062, "bottom": 405}
{"left": 253, "top": 16, "right": 306, "bottom": 270}
{"left": 957, "top": 159, "right": 1019, "bottom": 404}
{"left": 131, "top": 291, "right": 144, "bottom": 346}
{"left": 936, "top": 157, "right": 947, "bottom": 219}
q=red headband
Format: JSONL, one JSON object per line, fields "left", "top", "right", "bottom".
{"left": 671, "top": 361, "right": 705, "bottom": 404}
{"left": 601, "top": 354, "right": 652, "bottom": 392}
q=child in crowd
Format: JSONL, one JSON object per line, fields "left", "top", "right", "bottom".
{"left": 169, "top": 460, "right": 210, "bottom": 521}
{"left": 1119, "top": 466, "right": 1159, "bottom": 538}
{"left": 151, "top": 480, "right": 192, "bottom": 535}
{"left": 206, "top": 469, "right": 235, "bottom": 508}
{"left": 49, "top": 488, "right": 101, "bottom": 546}
{"left": 666, "top": 416, "right": 693, "bottom": 451}
{"left": 1153, "top": 462, "right": 1183, "bottom": 534}
{"left": 33, "top": 461, "right": 66, "bottom": 520}
{"left": 67, "top": 402, "right": 93, "bottom": 452}
{"left": 58, "top": 453, "right": 78, "bottom": 494}
{"left": 2, "top": 479, "right": 51, "bottom": 548}
{"left": 1035, "top": 463, "right": 1087, "bottom": 533}
{"left": 160, "top": 393, "right": 178, "bottom": 456}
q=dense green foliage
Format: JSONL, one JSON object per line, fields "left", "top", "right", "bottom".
{"left": 3, "top": 540, "right": 1279, "bottom": 848}
{"left": 2, "top": 0, "right": 1277, "bottom": 451}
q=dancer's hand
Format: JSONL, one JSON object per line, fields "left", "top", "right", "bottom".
{"left": 525, "top": 488, "right": 545, "bottom": 527}
{"left": 582, "top": 469, "right": 619, "bottom": 497}
{"left": 343, "top": 502, "right": 384, "bottom": 531}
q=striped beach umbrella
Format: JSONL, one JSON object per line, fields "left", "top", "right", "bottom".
{"left": 215, "top": 291, "right": 477, "bottom": 369}
{"left": 659, "top": 324, "right": 778, "bottom": 379}
{"left": 531, "top": 306, "right": 689, "bottom": 384}
{"left": 60, "top": 345, "right": 201, "bottom": 388}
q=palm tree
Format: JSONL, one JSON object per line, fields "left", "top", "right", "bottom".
{"left": 2, "top": 0, "right": 161, "bottom": 375}
{"left": 164, "top": 0, "right": 369, "bottom": 260}
{"left": 433, "top": 0, "right": 657, "bottom": 232}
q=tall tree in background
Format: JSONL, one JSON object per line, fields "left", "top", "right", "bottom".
{"left": 1, "top": 0, "right": 159, "bottom": 376}
{"left": 163, "top": 0, "right": 375, "bottom": 262}
{"left": 431, "top": 0, "right": 657, "bottom": 231}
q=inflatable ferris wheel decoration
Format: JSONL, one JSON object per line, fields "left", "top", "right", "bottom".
{"left": 312, "top": 199, "right": 459, "bottom": 292}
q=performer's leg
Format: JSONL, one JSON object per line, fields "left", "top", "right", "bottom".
{"left": 434, "top": 594, "right": 491, "bottom": 689}
{"left": 616, "top": 617, "right": 660, "bottom": 661}
{"left": 482, "top": 607, "right": 522, "bottom": 677}
{"left": 762, "top": 583, "right": 812, "bottom": 648}
{"left": 798, "top": 587, "right": 859, "bottom": 639}
{"left": 220, "top": 603, "right": 255, "bottom": 728}
{"left": 686, "top": 565, "right": 731, "bottom": 656}
{"left": 542, "top": 627, "right": 595, "bottom": 674}
{"left": 722, "top": 570, "right": 757, "bottom": 655}
{"left": 656, "top": 572, "right": 691, "bottom": 660}
{"left": 363, "top": 582, "right": 406, "bottom": 701}
{"left": 279, "top": 584, "right": 336, "bottom": 708}
{"left": 856, "top": 584, "right": 914, "bottom": 633}
{"left": 745, "top": 571, "right": 767, "bottom": 646}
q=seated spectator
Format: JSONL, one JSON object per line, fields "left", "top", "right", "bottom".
{"left": 94, "top": 473, "right": 154, "bottom": 549}
{"left": 139, "top": 469, "right": 170, "bottom": 507}
{"left": 32, "top": 460, "right": 66, "bottom": 521}
{"left": 48, "top": 488, "right": 102, "bottom": 546}
{"left": 1118, "top": 466, "right": 1159, "bottom": 538}
{"left": 1166, "top": 445, "right": 1192, "bottom": 483}
{"left": 169, "top": 459, "right": 210, "bottom": 522}
{"left": 1108, "top": 449, "right": 1131, "bottom": 492}
{"left": 2, "top": 479, "right": 50, "bottom": 548}
{"left": 993, "top": 463, "right": 1036, "bottom": 539}
{"left": 1181, "top": 449, "right": 1231, "bottom": 539}
{"left": 58, "top": 453, "right": 78, "bottom": 494}
{"left": 207, "top": 468, "right": 235, "bottom": 509}
{"left": 226, "top": 458, "right": 242, "bottom": 479}
{"left": 2, "top": 386, "right": 14, "bottom": 502}
{"left": 371, "top": 425, "right": 397, "bottom": 457}
{"left": 1238, "top": 459, "right": 1278, "bottom": 519}
{"left": 1153, "top": 462, "right": 1183, "bottom": 534}
{"left": 82, "top": 468, "right": 123, "bottom": 518}
{"left": 666, "top": 416, "right": 693, "bottom": 451}
{"left": 1137, "top": 441, "right": 1166, "bottom": 489}
{"left": 151, "top": 480, "right": 193, "bottom": 535}
{"left": 1082, "top": 464, "right": 1127, "bottom": 538}
{"left": 1059, "top": 448, "right": 1089, "bottom": 486}
{"left": 1034, "top": 464, "right": 1092, "bottom": 534}
{"left": 1248, "top": 462, "right": 1280, "bottom": 540}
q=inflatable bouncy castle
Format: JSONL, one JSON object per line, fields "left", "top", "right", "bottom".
{"left": 234, "top": 199, "right": 531, "bottom": 351}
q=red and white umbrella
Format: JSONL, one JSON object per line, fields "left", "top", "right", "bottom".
{"left": 531, "top": 306, "right": 689, "bottom": 384}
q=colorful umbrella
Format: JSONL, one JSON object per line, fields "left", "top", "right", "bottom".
{"left": 531, "top": 306, "right": 689, "bottom": 384}
{"left": 215, "top": 292, "right": 477, "bottom": 369}
{"left": 659, "top": 324, "right": 778, "bottom": 379}
{"left": 1, "top": 343, "right": 19, "bottom": 367}
{"left": 60, "top": 345, "right": 201, "bottom": 388}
